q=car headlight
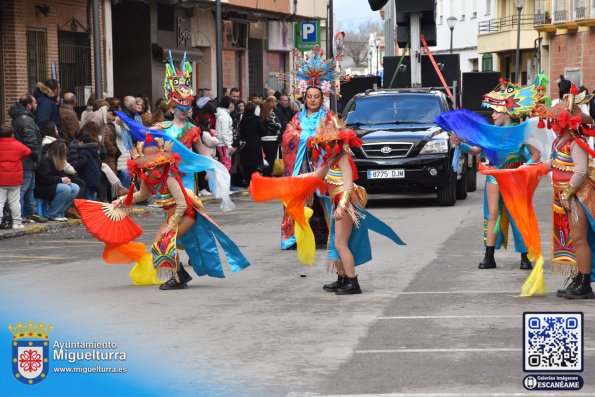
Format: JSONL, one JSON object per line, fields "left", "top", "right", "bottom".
{"left": 419, "top": 139, "right": 448, "bottom": 154}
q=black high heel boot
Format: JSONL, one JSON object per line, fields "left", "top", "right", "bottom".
{"left": 520, "top": 252, "right": 533, "bottom": 270}
{"left": 323, "top": 274, "right": 346, "bottom": 292}
{"left": 335, "top": 276, "right": 362, "bottom": 295}
{"left": 478, "top": 246, "right": 496, "bottom": 269}
{"left": 561, "top": 273, "right": 595, "bottom": 299}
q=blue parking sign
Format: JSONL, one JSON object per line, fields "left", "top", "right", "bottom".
{"left": 301, "top": 22, "right": 317, "bottom": 42}
{"left": 294, "top": 21, "right": 320, "bottom": 51}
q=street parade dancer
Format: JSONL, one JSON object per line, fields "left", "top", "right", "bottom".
{"left": 535, "top": 84, "right": 595, "bottom": 298}
{"left": 468, "top": 82, "right": 595, "bottom": 297}
{"left": 118, "top": 51, "right": 214, "bottom": 195}
{"left": 437, "top": 76, "right": 550, "bottom": 271}
{"left": 280, "top": 47, "right": 335, "bottom": 250}
{"left": 250, "top": 115, "right": 405, "bottom": 294}
{"left": 152, "top": 52, "right": 210, "bottom": 158}
{"left": 75, "top": 130, "right": 250, "bottom": 290}
{"left": 76, "top": 52, "right": 248, "bottom": 289}
{"left": 114, "top": 132, "right": 249, "bottom": 289}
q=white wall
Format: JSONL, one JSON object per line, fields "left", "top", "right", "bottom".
{"left": 432, "top": 0, "right": 495, "bottom": 72}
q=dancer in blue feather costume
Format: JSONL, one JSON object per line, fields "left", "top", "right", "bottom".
{"left": 116, "top": 111, "right": 236, "bottom": 212}
{"left": 435, "top": 76, "right": 549, "bottom": 271}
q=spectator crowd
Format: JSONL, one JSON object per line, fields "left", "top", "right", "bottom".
{"left": 0, "top": 79, "right": 304, "bottom": 230}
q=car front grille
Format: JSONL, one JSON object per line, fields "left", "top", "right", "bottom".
{"left": 361, "top": 142, "right": 413, "bottom": 158}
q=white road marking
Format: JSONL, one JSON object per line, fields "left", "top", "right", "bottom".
{"left": 312, "top": 393, "right": 595, "bottom": 397}
{"left": 378, "top": 315, "right": 519, "bottom": 320}
{"left": 355, "top": 348, "right": 595, "bottom": 354}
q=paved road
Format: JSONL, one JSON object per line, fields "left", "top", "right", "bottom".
{"left": 1, "top": 175, "right": 594, "bottom": 397}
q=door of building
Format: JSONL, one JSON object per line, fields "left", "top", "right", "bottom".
{"left": 58, "top": 19, "right": 91, "bottom": 106}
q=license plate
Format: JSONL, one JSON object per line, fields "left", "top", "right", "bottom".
{"left": 367, "top": 169, "right": 405, "bottom": 179}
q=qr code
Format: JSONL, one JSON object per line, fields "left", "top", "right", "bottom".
{"left": 524, "top": 312, "right": 583, "bottom": 372}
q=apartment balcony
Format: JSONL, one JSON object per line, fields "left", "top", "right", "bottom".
{"left": 534, "top": 0, "right": 595, "bottom": 31}
{"left": 478, "top": 14, "right": 535, "bottom": 34}
{"left": 477, "top": 15, "right": 537, "bottom": 54}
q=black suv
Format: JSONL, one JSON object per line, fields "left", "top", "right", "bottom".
{"left": 342, "top": 88, "right": 476, "bottom": 206}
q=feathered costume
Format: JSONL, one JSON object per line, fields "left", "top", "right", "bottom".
{"left": 535, "top": 85, "right": 595, "bottom": 276}
{"left": 251, "top": 115, "right": 405, "bottom": 273}
{"left": 75, "top": 52, "right": 248, "bottom": 286}
{"left": 280, "top": 46, "right": 336, "bottom": 249}
{"left": 478, "top": 83, "right": 595, "bottom": 296}
{"left": 435, "top": 75, "right": 550, "bottom": 254}
{"left": 77, "top": 132, "right": 250, "bottom": 288}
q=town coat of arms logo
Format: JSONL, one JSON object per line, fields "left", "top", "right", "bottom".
{"left": 8, "top": 321, "right": 52, "bottom": 385}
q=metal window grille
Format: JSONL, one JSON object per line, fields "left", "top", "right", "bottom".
{"left": 58, "top": 31, "right": 91, "bottom": 106}
{"left": 553, "top": 0, "right": 568, "bottom": 22}
{"left": 574, "top": 0, "right": 587, "bottom": 19}
{"left": 26, "top": 29, "right": 47, "bottom": 93}
{"left": 534, "top": 0, "right": 547, "bottom": 23}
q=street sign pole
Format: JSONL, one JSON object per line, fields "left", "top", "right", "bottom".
{"left": 410, "top": 13, "right": 421, "bottom": 88}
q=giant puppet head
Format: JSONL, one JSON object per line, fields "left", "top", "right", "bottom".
{"left": 481, "top": 74, "right": 549, "bottom": 118}
{"left": 164, "top": 51, "right": 194, "bottom": 112}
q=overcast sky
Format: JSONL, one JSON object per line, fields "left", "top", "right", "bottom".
{"left": 334, "top": 0, "right": 383, "bottom": 30}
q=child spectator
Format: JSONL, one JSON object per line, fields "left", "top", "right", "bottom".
{"left": 0, "top": 124, "right": 32, "bottom": 229}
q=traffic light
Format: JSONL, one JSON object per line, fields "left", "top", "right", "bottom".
{"left": 368, "top": 0, "right": 389, "bottom": 11}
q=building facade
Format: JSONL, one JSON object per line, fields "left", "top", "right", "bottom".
{"left": 0, "top": 0, "right": 106, "bottom": 123}
{"left": 534, "top": 0, "right": 595, "bottom": 99}
{"left": 434, "top": 0, "right": 496, "bottom": 73}
{"left": 1, "top": 0, "right": 327, "bottom": 123}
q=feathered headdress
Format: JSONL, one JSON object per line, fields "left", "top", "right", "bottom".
{"left": 307, "top": 114, "right": 361, "bottom": 167}
{"left": 128, "top": 132, "right": 179, "bottom": 173}
{"left": 164, "top": 51, "right": 194, "bottom": 110}
{"left": 482, "top": 74, "right": 549, "bottom": 118}
{"left": 294, "top": 46, "right": 337, "bottom": 94}
{"left": 533, "top": 81, "right": 595, "bottom": 155}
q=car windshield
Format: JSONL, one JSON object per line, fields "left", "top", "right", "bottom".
{"left": 345, "top": 94, "right": 443, "bottom": 125}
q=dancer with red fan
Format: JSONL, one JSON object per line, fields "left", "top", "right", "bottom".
{"left": 76, "top": 131, "right": 250, "bottom": 290}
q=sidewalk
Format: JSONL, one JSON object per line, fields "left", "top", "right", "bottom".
{"left": 0, "top": 188, "right": 250, "bottom": 240}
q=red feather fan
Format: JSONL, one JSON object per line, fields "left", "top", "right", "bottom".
{"left": 74, "top": 199, "right": 143, "bottom": 246}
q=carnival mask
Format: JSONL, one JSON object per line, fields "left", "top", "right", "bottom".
{"left": 164, "top": 51, "right": 194, "bottom": 111}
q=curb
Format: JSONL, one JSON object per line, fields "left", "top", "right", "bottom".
{"left": 0, "top": 219, "right": 82, "bottom": 240}
{"left": 0, "top": 188, "right": 251, "bottom": 240}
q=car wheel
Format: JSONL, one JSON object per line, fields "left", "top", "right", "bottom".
{"left": 437, "top": 171, "right": 456, "bottom": 206}
{"left": 467, "top": 156, "right": 478, "bottom": 192}
{"left": 456, "top": 158, "right": 468, "bottom": 200}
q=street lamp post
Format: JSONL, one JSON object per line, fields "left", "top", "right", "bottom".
{"left": 374, "top": 37, "right": 381, "bottom": 75}
{"left": 514, "top": 0, "right": 525, "bottom": 83}
{"left": 446, "top": 17, "right": 457, "bottom": 54}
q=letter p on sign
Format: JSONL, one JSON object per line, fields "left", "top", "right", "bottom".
{"left": 301, "top": 22, "right": 316, "bottom": 42}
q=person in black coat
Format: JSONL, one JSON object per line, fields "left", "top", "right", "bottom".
{"left": 239, "top": 102, "right": 266, "bottom": 185}
{"left": 68, "top": 122, "right": 101, "bottom": 200}
{"left": 260, "top": 97, "right": 282, "bottom": 177}
{"left": 274, "top": 94, "right": 296, "bottom": 135}
{"left": 33, "top": 79, "right": 62, "bottom": 131}
{"left": 35, "top": 140, "right": 80, "bottom": 221}
{"left": 8, "top": 94, "right": 48, "bottom": 223}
